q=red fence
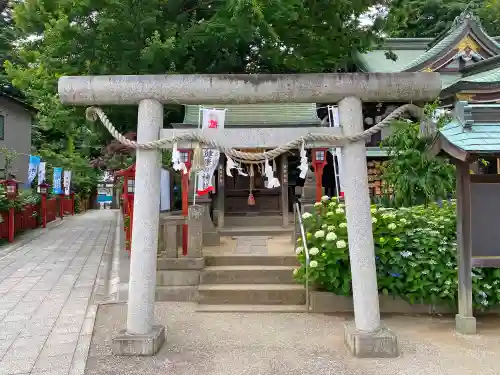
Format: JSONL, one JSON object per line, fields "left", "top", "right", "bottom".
{"left": 46, "top": 198, "right": 58, "bottom": 223}
{"left": 0, "top": 195, "right": 76, "bottom": 242}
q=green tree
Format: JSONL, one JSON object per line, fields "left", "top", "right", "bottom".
{"left": 5, "top": 0, "right": 392, "bottom": 182}
{"left": 385, "top": 0, "right": 500, "bottom": 38}
{"left": 379, "top": 105, "right": 456, "bottom": 207}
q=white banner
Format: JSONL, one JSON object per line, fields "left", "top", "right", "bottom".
{"left": 329, "top": 106, "right": 343, "bottom": 196}
{"left": 38, "top": 162, "right": 46, "bottom": 185}
{"left": 160, "top": 168, "right": 171, "bottom": 211}
{"left": 196, "top": 109, "right": 225, "bottom": 195}
{"left": 63, "top": 170, "right": 72, "bottom": 196}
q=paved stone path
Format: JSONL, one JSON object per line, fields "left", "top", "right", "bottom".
{"left": 233, "top": 236, "right": 269, "bottom": 254}
{"left": 0, "top": 210, "right": 116, "bottom": 375}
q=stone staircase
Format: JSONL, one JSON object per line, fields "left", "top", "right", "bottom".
{"left": 197, "top": 237, "right": 307, "bottom": 312}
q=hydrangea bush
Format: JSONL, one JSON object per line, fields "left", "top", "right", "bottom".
{"left": 294, "top": 196, "right": 500, "bottom": 310}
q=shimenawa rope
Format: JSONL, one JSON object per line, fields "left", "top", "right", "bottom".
{"left": 85, "top": 104, "right": 425, "bottom": 163}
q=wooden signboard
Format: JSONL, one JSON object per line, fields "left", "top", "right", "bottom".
{"left": 470, "top": 175, "right": 500, "bottom": 267}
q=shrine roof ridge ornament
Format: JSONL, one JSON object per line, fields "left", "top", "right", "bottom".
{"left": 58, "top": 73, "right": 441, "bottom": 105}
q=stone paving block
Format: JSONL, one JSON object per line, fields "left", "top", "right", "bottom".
{"left": 46, "top": 332, "right": 80, "bottom": 346}
{"left": 40, "top": 340, "right": 78, "bottom": 357}
{"left": 53, "top": 323, "right": 83, "bottom": 335}
{"left": 3, "top": 314, "right": 32, "bottom": 322}
{"left": 33, "top": 353, "right": 73, "bottom": 372}
{"left": 0, "top": 356, "right": 36, "bottom": 374}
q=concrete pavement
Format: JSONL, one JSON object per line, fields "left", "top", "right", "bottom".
{"left": 0, "top": 210, "right": 117, "bottom": 375}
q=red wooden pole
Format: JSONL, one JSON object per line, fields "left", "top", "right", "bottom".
{"left": 7, "top": 207, "right": 14, "bottom": 242}
{"left": 181, "top": 173, "right": 189, "bottom": 256}
{"left": 70, "top": 193, "right": 75, "bottom": 215}
{"left": 59, "top": 194, "right": 64, "bottom": 219}
{"left": 314, "top": 166, "right": 324, "bottom": 203}
{"left": 41, "top": 194, "right": 47, "bottom": 228}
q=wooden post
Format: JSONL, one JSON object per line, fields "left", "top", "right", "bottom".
{"left": 41, "top": 194, "right": 47, "bottom": 228}
{"left": 455, "top": 160, "right": 476, "bottom": 334}
{"left": 280, "top": 154, "right": 289, "bottom": 227}
{"left": 181, "top": 172, "right": 189, "bottom": 255}
{"left": 70, "top": 192, "right": 75, "bottom": 215}
{"left": 215, "top": 160, "right": 225, "bottom": 228}
{"left": 7, "top": 207, "right": 14, "bottom": 242}
{"left": 59, "top": 193, "right": 64, "bottom": 219}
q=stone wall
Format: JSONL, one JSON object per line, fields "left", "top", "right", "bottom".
{"left": 156, "top": 206, "right": 204, "bottom": 302}
{"left": 310, "top": 291, "right": 500, "bottom": 315}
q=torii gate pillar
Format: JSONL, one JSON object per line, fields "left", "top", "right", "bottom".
{"left": 59, "top": 73, "right": 441, "bottom": 358}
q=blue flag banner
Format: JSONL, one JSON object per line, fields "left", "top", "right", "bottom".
{"left": 27, "top": 155, "right": 41, "bottom": 185}
{"left": 53, "top": 167, "right": 63, "bottom": 194}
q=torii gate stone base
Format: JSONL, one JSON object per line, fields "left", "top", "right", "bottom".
{"left": 59, "top": 73, "right": 441, "bottom": 358}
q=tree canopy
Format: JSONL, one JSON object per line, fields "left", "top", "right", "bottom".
{"left": 385, "top": 0, "right": 500, "bottom": 38}
{"left": 1, "top": 0, "right": 390, "bottom": 192}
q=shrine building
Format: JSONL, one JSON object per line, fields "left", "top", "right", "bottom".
{"left": 172, "top": 10, "right": 500, "bottom": 232}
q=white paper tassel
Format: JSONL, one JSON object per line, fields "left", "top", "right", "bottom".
{"left": 264, "top": 158, "right": 280, "bottom": 189}
{"left": 298, "top": 141, "right": 309, "bottom": 179}
{"left": 171, "top": 142, "right": 187, "bottom": 174}
{"left": 226, "top": 155, "right": 237, "bottom": 177}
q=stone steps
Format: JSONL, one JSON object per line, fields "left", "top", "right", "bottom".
{"left": 196, "top": 304, "right": 307, "bottom": 313}
{"left": 197, "top": 284, "right": 306, "bottom": 305}
{"left": 205, "top": 255, "right": 298, "bottom": 267}
{"left": 223, "top": 215, "right": 284, "bottom": 227}
{"left": 201, "top": 265, "right": 296, "bottom": 284}
{"left": 218, "top": 226, "right": 293, "bottom": 237}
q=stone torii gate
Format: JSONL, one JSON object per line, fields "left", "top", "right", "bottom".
{"left": 58, "top": 73, "right": 441, "bottom": 358}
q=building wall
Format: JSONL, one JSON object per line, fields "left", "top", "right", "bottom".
{"left": 0, "top": 97, "right": 33, "bottom": 182}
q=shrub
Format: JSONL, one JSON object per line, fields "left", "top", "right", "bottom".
{"left": 294, "top": 196, "right": 500, "bottom": 310}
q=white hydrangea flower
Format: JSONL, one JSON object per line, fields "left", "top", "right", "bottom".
{"left": 399, "top": 218, "right": 408, "bottom": 224}
{"left": 387, "top": 223, "right": 397, "bottom": 230}
{"left": 321, "top": 224, "right": 327, "bottom": 229}
{"left": 372, "top": 217, "right": 378, "bottom": 223}
{"left": 335, "top": 208, "right": 345, "bottom": 214}
{"left": 326, "top": 232, "right": 337, "bottom": 242}
{"left": 309, "top": 247, "right": 319, "bottom": 256}
{"left": 314, "top": 230, "right": 325, "bottom": 238}
{"left": 327, "top": 225, "right": 335, "bottom": 232}
{"left": 314, "top": 202, "right": 322, "bottom": 207}
{"left": 293, "top": 268, "right": 299, "bottom": 276}
{"left": 400, "top": 251, "right": 412, "bottom": 258}
{"left": 370, "top": 208, "right": 377, "bottom": 214}
{"left": 338, "top": 203, "right": 345, "bottom": 208}
{"left": 295, "top": 247, "right": 303, "bottom": 254}
{"left": 302, "top": 212, "right": 312, "bottom": 220}
{"left": 321, "top": 195, "right": 330, "bottom": 202}
{"left": 328, "top": 202, "right": 336, "bottom": 208}
{"left": 339, "top": 222, "right": 347, "bottom": 228}
{"left": 326, "top": 212, "right": 334, "bottom": 217}
{"left": 336, "top": 240, "right": 347, "bottom": 249}
{"left": 309, "top": 260, "right": 318, "bottom": 268}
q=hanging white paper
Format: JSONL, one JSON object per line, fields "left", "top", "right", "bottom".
{"left": 63, "top": 170, "right": 72, "bottom": 196}
{"left": 329, "top": 106, "right": 343, "bottom": 195}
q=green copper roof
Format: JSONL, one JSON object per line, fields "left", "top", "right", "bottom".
{"left": 358, "top": 11, "right": 500, "bottom": 75}
{"left": 356, "top": 50, "right": 424, "bottom": 73}
{"left": 439, "top": 102, "right": 500, "bottom": 153}
{"left": 405, "top": 12, "right": 500, "bottom": 71}
{"left": 400, "top": 27, "right": 465, "bottom": 71}
{"left": 183, "top": 104, "right": 321, "bottom": 126}
{"left": 460, "top": 66, "right": 500, "bottom": 83}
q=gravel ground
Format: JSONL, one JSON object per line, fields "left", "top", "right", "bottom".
{"left": 85, "top": 302, "right": 500, "bottom": 375}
